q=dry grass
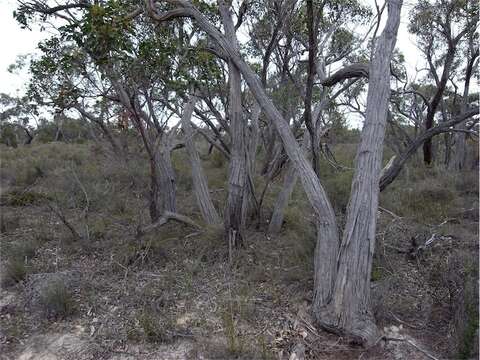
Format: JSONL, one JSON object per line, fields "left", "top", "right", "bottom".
{"left": 0, "top": 140, "right": 477, "bottom": 359}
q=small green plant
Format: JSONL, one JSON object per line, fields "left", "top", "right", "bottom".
{"left": 137, "top": 308, "right": 172, "bottom": 343}
{"left": 458, "top": 301, "right": 479, "bottom": 359}
{"left": 1, "top": 258, "right": 28, "bottom": 287}
{"left": 371, "top": 266, "right": 384, "bottom": 282}
{"left": 1, "top": 190, "right": 50, "bottom": 206}
{"left": 39, "top": 280, "right": 75, "bottom": 319}
{"left": 258, "top": 335, "right": 274, "bottom": 360}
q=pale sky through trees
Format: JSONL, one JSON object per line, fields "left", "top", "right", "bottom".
{"left": 0, "top": 0, "right": 421, "bottom": 98}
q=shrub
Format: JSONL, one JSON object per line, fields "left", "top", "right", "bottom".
{"left": 8, "top": 240, "right": 38, "bottom": 261}
{"left": 382, "top": 176, "right": 457, "bottom": 222}
{"left": 1, "top": 190, "right": 50, "bottom": 206}
{"left": 322, "top": 169, "right": 353, "bottom": 213}
{"left": 210, "top": 149, "right": 226, "bottom": 168}
{"left": 1, "top": 258, "right": 28, "bottom": 287}
{"left": 0, "top": 214, "right": 20, "bottom": 233}
{"left": 39, "top": 280, "right": 75, "bottom": 319}
{"left": 136, "top": 307, "right": 173, "bottom": 343}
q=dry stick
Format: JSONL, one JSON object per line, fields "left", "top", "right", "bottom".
{"left": 378, "top": 206, "right": 401, "bottom": 220}
{"left": 47, "top": 203, "right": 82, "bottom": 241}
{"left": 136, "top": 211, "right": 200, "bottom": 238}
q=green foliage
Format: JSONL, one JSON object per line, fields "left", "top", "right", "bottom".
{"left": 1, "top": 190, "right": 49, "bottom": 206}
{"left": 220, "top": 303, "right": 245, "bottom": 356}
{"left": 39, "top": 280, "right": 75, "bottom": 319}
{"left": 371, "top": 266, "right": 384, "bottom": 282}
{"left": 210, "top": 149, "right": 226, "bottom": 168}
{"left": 134, "top": 306, "right": 174, "bottom": 343}
{"left": 459, "top": 301, "right": 479, "bottom": 359}
{"left": 0, "top": 125, "right": 18, "bottom": 147}
{"left": 322, "top": 169, "right": 354, "bottom": 213}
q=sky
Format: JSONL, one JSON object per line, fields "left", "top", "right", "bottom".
{"left": 0, "top": 0, "right": 422, "bottom": 98}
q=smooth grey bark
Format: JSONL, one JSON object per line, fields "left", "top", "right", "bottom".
{"left": 181, "top": 94, "right": 222, "bottom": 225}
{"left": 219, "top": 0, "right": 248, "bottom": 247}
{"left": 315, "top": 0, "right": 402, "bottom": 345}
{"left": 242, "top": 102, "right": 261, "bottom": 222}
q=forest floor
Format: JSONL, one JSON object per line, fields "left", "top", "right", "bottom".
{"left": 0, "top": 141, "right": 478, "bottom": 359}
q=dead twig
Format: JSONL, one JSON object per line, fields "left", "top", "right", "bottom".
{"left": 378, "top": 206, "right": 402, "bottom": 219}
{"left": 47, "top": 202, "right": 82, "bottom": 241}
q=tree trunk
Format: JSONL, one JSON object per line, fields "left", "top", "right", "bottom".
{"left": 315, "top": 0, "right": 402, "bottom": 345}
{"left": 219, "top": 1, "right": 248, "bottom": 247}
{"left": 423, "top": 43, "right": 457, "bottom": 165}
{"left": 148, "top": 0, "right": 337, "bottom": 341}
{"left": 242, "top": 102, "right": 261, "bottom": 222}
{"left": 450, "top": 46, "right": 478, "bottom": 171}
{"left": 181, "top": 94, "right": 222, "bottom": 225}
{"left": 156, "top": 145, "right": 177, "bottom": 214}
{"left": 379, "top": 108, "right": 478, "bottom": 191}
{"left": 268, "top": 134, "right": 310, "bottom": 234}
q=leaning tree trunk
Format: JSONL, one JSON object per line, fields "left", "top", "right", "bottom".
{"left": 181, "top": 94, "right": 222, "bottom": 225}
{"left": 268, "top": 134, "right": 310, "bottom": 234}
{"left": 315, "top": 0, "right": 402, "bottom": 345}
{"left": 156, "top": 144, "right": 177, "bottom": 214}
{"left": 146, "top": 0, "right": 339, "bottom": 336}
{"left": 219, "top": 1, "right": 248, "bottom": 248}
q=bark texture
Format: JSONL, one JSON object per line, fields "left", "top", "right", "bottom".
{"left": 268, "top": 134, "right": 310, "bottom": 234}
{"left": 314, "top": 0, "right": 403, "bottom": 345}
{"left": 181, "top": 94, "right": 222, "bottom": 225}
{"left": 219, "top": 0, "right": 248, "bottom": 247}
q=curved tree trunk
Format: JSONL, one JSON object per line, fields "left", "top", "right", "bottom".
{"left": 268, "top": 134, "right": 310, "bottom": 234}
{"left": 219, "top": 1, "right": 247, "bottom": 248}
{"left": 147, "top": 0, "right": 338, "bottom": 342}
{"left": 181, "top": 94, "right": 222, "bottom": 225}
{"left": 315, "top": 0, "right": 402, "bottom": 345}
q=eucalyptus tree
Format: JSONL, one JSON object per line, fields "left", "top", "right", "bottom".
{"left": 408, "top": 0, "right": 479, "bottom": 165}
{"left": 142, "top": 0, "right": 403, "bottom": 344}
{"left": 18, "top": 0, "right": 473, "bottom": 347}
{"left": 0, "top": 93, "right": 38, "bottom": 145}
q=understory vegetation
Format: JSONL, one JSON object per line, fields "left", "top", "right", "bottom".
{"left": 0, "top": 0, "right": 478, "bottom": 358}
{"left": 1, "top": 137, "right": 477, "bottom": 359}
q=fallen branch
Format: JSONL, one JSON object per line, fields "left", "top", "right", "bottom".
{"left": 47, "top": 203, "right": 82, "bottom": 241}
{"left": 136, "top": 211, "right": 200, "bottom": 238}
{"left": 378, "top": 206, "right": 401, "bottom": 219}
